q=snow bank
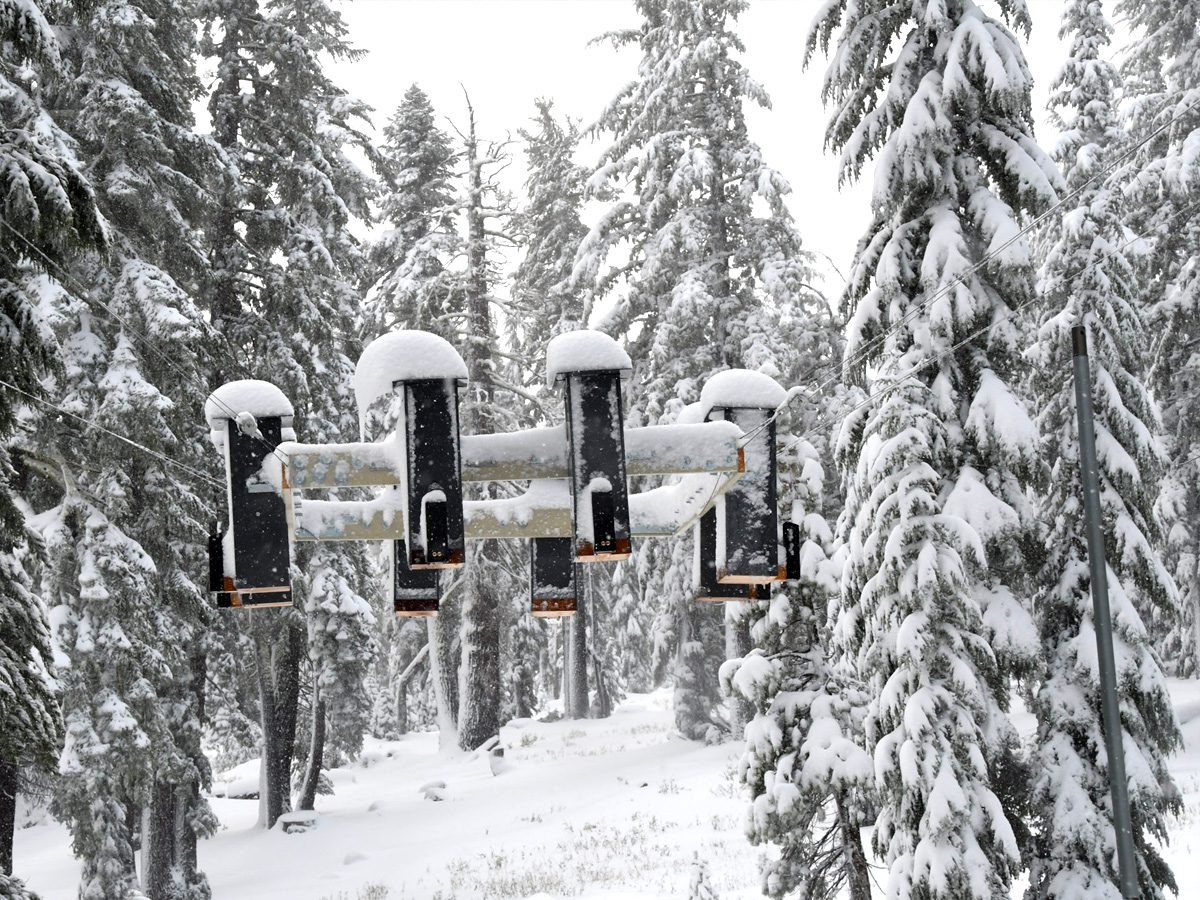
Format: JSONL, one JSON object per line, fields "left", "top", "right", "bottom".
{"left": 205, "top": 380, "right": 293, "bottom": 430}
{"left": 698, "top": 369, "right": 787, "bottom": 418}
{"left": 354, "top": 330, "right": 468, "bottom": 424}
{"left": 546, "top": 330, "right": 632, "bottom": 384}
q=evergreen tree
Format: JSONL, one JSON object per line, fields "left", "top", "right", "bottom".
{"left": 579, "top": 0, "right": 823, "bottom": 738}
{"left": 806, "top": 1, "right": 1059, "bottom": 895}
{"left": 367, "top": 83, "right": 459, "bottom": 340}
{"left": 1118, "top": 0, "right": 1200, "bottom": 677}
{"left": 0, "top": 0, "right": 102, "bottom": 881}
{"left": 512, "top": 99, "right": 589, "bottom": 381}
{"left": 725, "top": 432, "right": 872, "bottom": 900}
{"left": 46, "top": 499, "right": 171, "bottom": 900}
{"left": 1025, "top": 3, "right": 1181, "bottom": 896}
{"left": 297, "top": 543, "right": 376, "bottom": 812}
{"left": 198, "top": 0, "right": 378, "bottom": 827}
{"left": 39, "top": 2, "right": 225, "bottom": 892}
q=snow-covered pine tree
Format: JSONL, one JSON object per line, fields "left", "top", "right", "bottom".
{"left": 806, "top": 1, "right": 1059, "bottom": 895}
{"left": 609, "top": 556, "right": 653, "bottom": 692}
{"left": 512, "top": 99, "right": 589, "bottom": 378}
{"left": 366, "top": 83, "right": 460, "bottom": 340}
{"left": 45, "top": 497, "right": 173, "bottom": 900}
{"left": 1025, "top": 3, "right": 1182, "bottom": 896}
{"left": 297, "top": 544, "right": 376, "bottom": 812}
{"left": 1118, "top": 0, "right": 1200, "bottom": 676}
{"left": 198, "top": 0, "right": 378, "bottom": 827}
{"left": 578, "top": 0, "right": 823, "bottom": 739}
{"left": 0, "top": 0, "right": 102, "bottom": 883}
{"left": 41, "top": 2, "right": 227, "bottom": 892}
{"left": 724, "top": 431, "right": 872, "bottom": 900}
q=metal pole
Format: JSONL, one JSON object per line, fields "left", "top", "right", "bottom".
{"left": 1071, "top": 324, "right": 1139, "bottom": 898}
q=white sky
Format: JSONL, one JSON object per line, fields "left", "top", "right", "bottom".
{"left": 327, "top": 0, "right": 1074, "bottom": 291}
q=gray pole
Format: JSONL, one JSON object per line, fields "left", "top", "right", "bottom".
{"left": 1071, "top": 324, "right": 1139, "bottom": 898}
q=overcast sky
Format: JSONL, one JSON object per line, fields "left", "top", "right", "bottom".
{"left": 326, "top": 0, "right": 1075, "bottom": 293}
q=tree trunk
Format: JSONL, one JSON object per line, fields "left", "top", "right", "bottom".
{"left": 0, "top": 760, "right": 16, "bottom": 876}
{"left": 395, "top": 643, "right": 429, "bottom": 736}
{"left": 255, "top": 616, "right": 304, "bottom": 828}
{"left": 427, "top": 591, "right": 460, "bottom": 750}
{"left": 208, "top": 12, "right": 245, "bottom": 334}
{"left": 175, "top": 649, "right": 207, "bottom": 890}
{"left": 837, "top": 792, "right": 872, "bottom": 900}
{"left": 568, "top": 575, "right": 589, "bottom": 718}
{"left": 297, "top": 698, "right": 326, "bottom": 812}
{"left": 724, "top": 610, "right": 753, "bottom": 739}
{"left": 395, "top": 680, "right": 408, "bottom": 736}
{"left": 457, "top": 542, "right": 503, "bottom": 750}
{"left": 453, "top": 93, "right": 503, "bottom": 753}
{"left": 144, "top": 780, "right": 176, "bottom": 898}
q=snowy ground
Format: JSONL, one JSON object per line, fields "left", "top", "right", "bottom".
{"left": 14, "top": 683, "right": 1200, "bottom": 899}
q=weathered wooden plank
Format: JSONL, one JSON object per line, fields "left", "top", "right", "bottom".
{"left": 281, "top": 437, "right": 404, "bottom": 489}
{"left": 282, "top": 420, "right": 745, "bottom": 489}
{"left": 459, "top": 420, "right": 743, "bottom": 481}
{"left": 293, "top": 491, "right": 406, "bottom": 542}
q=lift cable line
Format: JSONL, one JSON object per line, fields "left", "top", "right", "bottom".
{"left": 737, "top": 192, "right": 1200, "bottom": 451}
{"left": 734, "top": 92, "right": 1200, "bottom": 450}
{"left": 0, "top": 217, "right": 289, "bottom": 466}
{"left": 0, "top": 377, "right": 225, "bottom": 490}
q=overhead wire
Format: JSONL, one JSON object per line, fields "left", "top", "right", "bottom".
{"left": 0, "top": 216, "right": 289, "bottom": 465}
{"left": 0, "top": 377, "right": 224, "bottom": 490}
{"left": 737, "top": 91, "right": 1200, "bottom": 449}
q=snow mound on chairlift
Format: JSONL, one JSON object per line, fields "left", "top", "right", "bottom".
{"left": 698, "top": 369, "right": 787, "bottom": 418}
{"left": 354, "top": 330, "right": 469, "bottom": 425}
{"left": 545, "top": 330, "right": 632, "bottom": 385}
{"left": 675, "top": 402, "right": 706, "bottom": 426}
{"left": 205, "top": 380, "right": 294, "bottom": 445}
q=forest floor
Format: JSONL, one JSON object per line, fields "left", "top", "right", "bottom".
{"left": 14, "top": 682, "right": 1200, "bottom": 899}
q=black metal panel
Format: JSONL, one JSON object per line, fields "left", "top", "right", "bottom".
{"left": 783, "top": 521, "right": 801, "bottom": 582}
{"left": 531, "top": 537, "right": 576, "bottom": 616}
{"left": 591, "top": 492, "right": 616, "bottom": 554}
{"left": 393, "top": 539, "right": 440, "bottom": 616}
{"left": 711, "top": 407, "right": 781, "bottom": 584}
{"left": 208, "top": 524, "right": 224, "bottom": 593}
{"left": 404, "top": 379, "right": 464, "bottom": 568}
{"left": 226, "top": 416, "right": 291, "bottom": 593}
{"left": 695, "top": 507, "right": 768, "bottom": 602}
{"left": 564, "top": 372, "right": 631, "bottom": 562}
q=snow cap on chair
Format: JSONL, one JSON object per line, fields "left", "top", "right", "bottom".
{"left": 698, "top": 369, "right": 787, "bottom": 418}
{"left": 545, "top": 330, "right": 632, "bottom": 386}
{"left": 205, "top": 380, "right": 294, "bottom": 446}
{"left": 354, "top": 330, "right": 468, "bottom": 423}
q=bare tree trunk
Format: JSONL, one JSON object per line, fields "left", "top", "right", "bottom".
{"left": 144, "top": 781, "right": 176, "bottom": 898}
{"left": 255, "top": 616, "right": 304, "bottom": 828}
{"left": 395, "top": 680, "right": 408, "bottom": 736}
{"left": 395, "top": 643, "right": 429, "bottom": 736}
{"left": 457, "top": 541, "right": 503, "bottom": 750}
{"left": 837, "top": 792, "right": 872, "bottom": 900}
{"left": 568, "top": 576, "right": 588, "bottom": 718}
{"left": 0, "top": 760, "right": 16, "bottom": 876}
{"left": 454, "top": 92, "right": 503, "bottom": 753}
{"left": 175, "top": 649, "right": 207, "bottom": 889}
{"left": 427, "top": 594, "right": 459, "bottom": 749}
{"left": 297, "top": 697, "right": 326, "bottom": 812}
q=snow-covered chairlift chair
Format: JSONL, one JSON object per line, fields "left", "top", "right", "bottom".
{"left": 547, "top": 331, "right": 634, "bottom": 563}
